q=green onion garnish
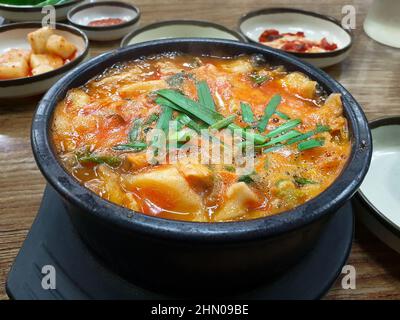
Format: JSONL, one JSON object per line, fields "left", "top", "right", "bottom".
{"left": 157, "top": 90, "right": 220, "bottom": 124}
{"left": 112, "top": 141, "right": 147, "bottom": 152}
{"left": 150, "top": 104, "right": 173, "bottom": 148}
{"left": 224, "top": 165, "right": 236, "bottom": 172}
{"left": 210, "top": 115, "right": 236, "bottom": 130}
{"left": 168, "top": 129, "right": 194, "bottom": 143}
{"left": 144, "top": 113, "right": 159, "bottom": 125}
{"left": 238, "top": 173, "right": 256, "bottom": 184}
{"left": 275, "top": 110, "right": 290, "bottom": 120}
{"left": 294, "top": 177, "right": 317, "bottom": 185}
{"left": 263, "top": 144, "right": 284, "bottom": 154}
{"left": 196, "top": 80, "right": 215, "bottom": 110}
{"left": 176, "top": 114, "right": 206, "bottom": 133}
{"left": 240, "top": 102, "right": 254, "bottom": 123}
{"left": 78, "top": 154, "right": 121, "bottom": 167}
{"left": 263, "top": 130, "right": 301, "bottom": 146}
{"left": 265, "top": 119, "right": 301, "bottom": 138}
{"left": 258, "top": 94, "right": 282, "bottom": 132}
{"left": 157, "top": 105, "right": 173, "bottom": 133}
{"left": 249, "top": 74, "right": 269, "bottom": 85}
{"left": 128, "top": 119, "right": 142, "bottom": 143}
{"left": 156, "top": 90, "right": 267, "bottom": 144}
{"left": 287, "top": 124, "right": 330, "bottom": 145}
{"left": 298, "top": 139, "right": 325, "bottom": 151}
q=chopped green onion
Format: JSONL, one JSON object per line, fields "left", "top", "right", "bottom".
{"left": 249, "top": 74, "right": 269, "bottom": 85}
{"left": 238, "top": 173, "right": 256, "bottom": 184}
{"left": 112, "top": 142, "right": 147, "bottom": 152}
{"left": 157, "top": 90, "right": 220, "bottom": 123}
{"left": 156, "top": 90, "right": 267, "bottom": 144}
{"left": 294, "top": 177, "right": 317, "bottom": 185}
{"left": 176, "top": 113, "right": 206, "bottom": 133}
{"left": 128, "top": 119, "right": 142, "bottom": 143}
{"left": 263, "top": 144, "right": 284, "bottom": 154}
{"left": 258, "top": 94, "right": 282, "bottom": 132}
{"left": 168, "top": 129, "right": 194, "bottom": 143}
{"left": 224, "top": 165, "right": 236, "bottom": 172}
{"left": 265, "top": 119, "right": 301, "bottom": 138}
{"left": 210, "top": 115, "right": 236, "bottom": 130}
{"left": 228, "top": 123, "right": 267, "bottom": 144}
{"left": 287, "top": 124, "right": 330, "bottom": 145}
{"left": 150, "top": 104, "right": 173, "bottom": 148}
{"left": 144, "top": 113, "right": 159, "bottom": 125}
{"left": 196, "top": 81, "right": 215, "bottom": 110}
{"left": 275, "top": 110, "right": 290, "bottom": 120}
{"left": 263, "top": 130, "right": 301, "bottom": 147}
{"left": 156, "top": 105, "right": 173, "bottom": 133}
{"left": 298, "top": 139, "right": 325, "bottom": 151}
{"left": 78, "top": 154, "right": 121, "bottom": 167}
{"left": 240, "top": 102, "right": 254, "bottom": 123}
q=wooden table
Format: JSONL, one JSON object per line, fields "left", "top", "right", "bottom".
{"left": 1, "top": 0, "right": 399, "bottom": 300}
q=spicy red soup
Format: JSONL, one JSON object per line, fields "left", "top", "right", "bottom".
{"left": 52, "top": 53, "right": 350, "bottom": 222}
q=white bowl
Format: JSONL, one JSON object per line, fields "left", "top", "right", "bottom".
{"left": 121, "top": 20, "right": 246, "bottom": 46}
{"left": 68, "top": 1, "right": 140, "bottom": 42}
{"left": 0, "top": 0, "right": 84, "bottom": 22}
{"left": 0, "top": 22, "right": 89, "bottom": 99}
{"left": 364, "top": 0, "right": 400, "bottom": 48}
{"left": 239, "top": 8, "right": 353, "bottom": 68}
{"left": 356, "top": 117, "right": 400, "bottom": 254}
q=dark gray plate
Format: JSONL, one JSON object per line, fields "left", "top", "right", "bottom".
{"left": 6, "top": 185, "right": 353, "bottom": 300}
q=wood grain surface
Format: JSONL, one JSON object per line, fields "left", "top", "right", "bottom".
{"left": 1, "top": 0, "right": 399, "bottom": 300}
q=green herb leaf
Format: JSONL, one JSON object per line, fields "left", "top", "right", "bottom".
{"left": 144, "top": 113, "right": 159, "bottom": 125}
{"left": 156, "top": 90, "right": 267, "bottom": 144}
{"left": 287, "top": 124, "right": 330, "bottom": 145}
{"left": 249, "top": 73, "right": 269, "bottom": 85}
{"left": 275, "top": 110, "right": 290, "bottom": 120}
{"left": 128, "top": 119, "right": 143, "bottom": 143}
{"left": 168, "top": 129, "right": 195, "bottom": 143}
{"left": 240, "top": 102, "right": 254, "bottom": 123}
{"left": 156, "top": 105, "right": 173, "bottom": 133}
{"left": 176, "top": 113, "right": 206, "bottom": 133}
{"left": 294, "top": 176, "right": 317, "bottom": 186}
{"left": 112, "top": 141, "right": 147, "bottom": 152}
{"left": 150, "top": 104, "right": 173, "bottom": 148}
{"left": 238, "top": 173, "right": 256, "bottom": 184}
{"left": 263, "top": 144, "right": 284, "bottom": 154}
{"left": 265, "top": 119, "right": 301, "bottom": 138}
{"left": 210, "top": 115, "right": 236, "bottom": 130}
{"left": 258, "top": 94, "right": 282, "bottom": 132}
{"left": 196, "top": 80, "right": 215, "bottom": 110}
{"left": 263, "top": 130, "right": 301, "bottom": 147}
{"left": 224, "top": 165, "right": 236, "bottom": 172}
{"left": 298, "top": 139, "right": 325, "bottom": 151}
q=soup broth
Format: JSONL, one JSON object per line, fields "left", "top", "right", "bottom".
{"left": 52, "top": 53, "right": 350, "bottom": 222}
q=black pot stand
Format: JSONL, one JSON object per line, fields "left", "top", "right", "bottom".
{"left": 6, "top": 185, "right": 354, "bottom": 300}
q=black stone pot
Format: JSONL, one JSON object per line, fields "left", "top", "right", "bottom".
{"left": 31, "top": 39, "right": 371, "bottom": 294}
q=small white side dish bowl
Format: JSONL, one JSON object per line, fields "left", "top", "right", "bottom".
{"left": 364, "top": 0, "right": 400, "bottom": 48}
{"left": 121, "top": 20, "right": 246, "bottom": 47}
{"left": 356, "top": 117, "right": 400, "bottom": 254}
{"left": 67, "top": 1, "right": 140, "bottom": 42}
{"left": 239, "top": 8, "right": 353, "bottom": 68}
{"left": 0, "top": 22, "right": 88, "bottom": 99}
{"left": 0, "top": 0, "right": 84, "bottom": 22}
